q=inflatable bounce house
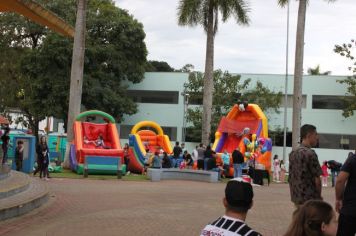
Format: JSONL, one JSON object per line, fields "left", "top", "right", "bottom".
{"left": 212, "top": 103, "right": 272, "bottom": 176}
{"left": 128, "top": 121, "right": 173, "bottom": 173}
{"left": 69, "top": 110, "right": 124, "bottom": 174}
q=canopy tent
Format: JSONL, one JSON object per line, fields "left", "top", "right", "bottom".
{"left": 0, "top": 0, "right": 74, "bottom": 37}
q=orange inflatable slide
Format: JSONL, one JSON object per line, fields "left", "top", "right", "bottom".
{"left": 212, "top": 103, "right": 272, "bottom": 174}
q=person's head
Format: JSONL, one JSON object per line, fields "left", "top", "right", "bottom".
{"left": 183, "top": 150, "right": 188, "bottom": 154}
{"left": 206, "top": 145, "right": 211, "bottom": 150}
{"left": 98, "top": 134, "right": 103, "bottom": 139}
{"left": 175, "top": 141, "right": 179, "bottom": 146}
{"left": 284, "top": 200, "right": 337, "bottom": 236}
{"left": 223, "top": 179, "right": 254, "bottom": 215}
{"left": 181, "top": 142, "right": 185, "bottom": 147}
{"left": 323, "top": 161, "right": 328, "bottom": 166}
{"left": 280, "top": 160, "right": 284, "bottom": 165}
{"left": 124, "top": 143, "right": 129, "bottom": 148}
{"left": 224, "top": 149, "right": 228, "bottom": 154}
{"left": 195, "top": 145, "right": 198, "bottom": 149}
{"left": 40, "top": 136, "right": 46, "bottom": 144}
{"left": 154, "top": 151, "right": 159, "bottom": 156}
{"left": 199, "top": 143, "right": 203, "bottom": 148}
{"left": 274, "top": 154, "right": 278, "bottom": 160}
{"left": 163, "top": 152, "right": 168, "bottom": 158}
{"left": 348, "top": 152, "right": 354, "bottom": 158}
{"left": 301, "top": 124, "right": 318, "bottom": 147}
{"left": 17, "top": 140, "right": 23, "bottom": 147}
{"left": 145, "top": 148, "right": 150, "bottom": 153}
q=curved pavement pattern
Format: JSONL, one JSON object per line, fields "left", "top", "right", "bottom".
{"left": 0, "top": 178, "right": 335, "bottom": 236}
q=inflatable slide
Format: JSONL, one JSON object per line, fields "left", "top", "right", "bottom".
{"left": 212, "top": 103, "right": 272, "bottom": 173}
{"left": 70, "top": 110, "right": 124, "bottom": 174}
{"left": 128, "top": 121, "right": 173, "bottom": 173}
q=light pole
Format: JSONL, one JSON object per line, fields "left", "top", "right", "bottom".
{"left": 283, "top": 0, "right": 290, "bottom": 163}
{"left": 181, "top": 91, "right": 189, "bottom": 142}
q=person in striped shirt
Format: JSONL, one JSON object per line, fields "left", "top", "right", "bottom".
{"left": 200, "top": 178, "right": 261, "bottom": 236}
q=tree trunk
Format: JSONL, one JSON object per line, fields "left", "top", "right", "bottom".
{"left": 201, "top": 6, "right": 215, "bottom": 146}
{"left": 292, "top": 0, "right": 307, "bottom": 150}
{"left": 63, "top": 0, "right": 87, "bottom": 168}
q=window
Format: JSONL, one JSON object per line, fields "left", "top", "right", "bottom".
{"left": 269, "top": 130, "right": 292, "bottom": 147}
{"left": 119, "top": 125, "right": 177, "bottom": 140}
{"left": 126, "top": 90, "right": 179, "bottom": 104}
{"left": 280, "top": 95, "right": 307, "bottom": 109}
{"left": 312, "top": 95, "right": 348, "bottom": 110}
{"left": 318, "top": 133, "right": 356, "bottom": 150}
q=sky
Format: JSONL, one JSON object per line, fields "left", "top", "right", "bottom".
{"left": 115, "top": 0, "right": 356, "bottom": 76}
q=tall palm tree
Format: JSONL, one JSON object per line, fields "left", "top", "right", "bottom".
{"left": 278, "top": 0, "right": 335, "bottom": 150}
{"left": 63, "top": 0, "right": 87, "bottom": 168}
{"left": 177, "top": 0, "right": 250, "bottom": 145}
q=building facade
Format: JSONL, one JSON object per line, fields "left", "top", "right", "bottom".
{"left": 119, "top": 72, "right": 356, "bottom": 163}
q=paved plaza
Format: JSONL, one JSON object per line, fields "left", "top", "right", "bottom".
{"left": 0, "top": 177, "right": 335, "bottom": 236}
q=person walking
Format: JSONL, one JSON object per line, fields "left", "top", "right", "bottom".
{"left": 200, "top": 179, "right": 261, "bottom": 236}
{"left": 288, "top": 124, "right": 322, "bottom": 207}
{"left": 335, "top": 152, "right": 356, "bottom": 236}
{"left": 232, "top": 147, "right": 244, "bottom": 178}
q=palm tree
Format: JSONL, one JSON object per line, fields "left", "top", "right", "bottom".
{"left": 307, "top": 65, "right": 331, "bottom": 75}
{"left": 63, "top": 0, "right": 87, "bottom": 168}
{"left": 278, "top": 0, "right": 335, "bottom": 150}
{"left": 177, "top": 0, "right": 250, "bottom": 145}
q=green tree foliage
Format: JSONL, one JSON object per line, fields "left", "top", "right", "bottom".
{"left": 307, "top": 65, "right": 331, "bottom": 75}
{"left": 334, "top": 39, "right": 356, "bottom": 117}
{"left": 184, "top": 70, "right": 282, "bottom": 142}
{"left": 146, "top": 60, "right": 175, "bottom": 72}
{"left": 0, "top": 0, "right": 147, "bottom": 135}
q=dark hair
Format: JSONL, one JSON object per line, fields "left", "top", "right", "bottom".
{"left": 300, "top": 124, "right": 316, "bottom": 140}
{"left": 199, "top": 143, "right": 203, "bottom": 147}
{"left": 175, "top": 141, "right": 179, "bottom": 146}
{"left": 17, "top": 140, "right": 23, "bottom": 145}
{"left": 284, "top": 200, "right": 334, "bottom": 236}
{"left": 274, "top": 154, "right": 278, "bottom": 160}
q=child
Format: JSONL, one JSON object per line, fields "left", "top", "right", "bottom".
{"left": 273, "top": 155, "right": 280, "bottom": 182}
{"left": 321, "top": 161, "right": 328, "bottom": 187}
{"left": 15, "top": 140, "right": 24, "bottom": 171}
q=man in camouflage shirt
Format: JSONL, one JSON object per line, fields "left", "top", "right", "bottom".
{"left": 288, "top": 124, "right": 322, "bottom": 206}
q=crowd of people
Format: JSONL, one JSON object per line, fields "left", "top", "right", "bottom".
{"left": 201, "top": 124, "right": 356, "bottom": 236}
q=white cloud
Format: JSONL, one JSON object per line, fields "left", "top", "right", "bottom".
{"left": 115, "top": 0, "right": 356, "bottom": 75}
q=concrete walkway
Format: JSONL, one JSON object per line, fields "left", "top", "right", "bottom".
{"left": 0, "top": 178, "right": 336, "bottom": 236}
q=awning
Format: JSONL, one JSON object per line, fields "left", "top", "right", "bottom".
{"left": 0, "top": 0, "right": 74, "bottom": 37}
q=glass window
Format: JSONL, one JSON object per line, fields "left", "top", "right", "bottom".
{"left": 280, "top": 95, "right": 307, "bottom": 108}
{"left": 312, "top": 95, "right": 348, "bottom": 110}
{"left": 318, "top": 133, "right": 356, "bottom": 150}
{"left": 126, "top": 90, "right": 179, "bottom": 104}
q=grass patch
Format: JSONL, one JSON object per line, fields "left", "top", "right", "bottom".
{"left": 48, "top": 169, "right": 149, "bottom": 181}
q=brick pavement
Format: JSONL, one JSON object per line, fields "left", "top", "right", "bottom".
{"left": 0, "top": 178, "right": 335, "bottom": 236}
